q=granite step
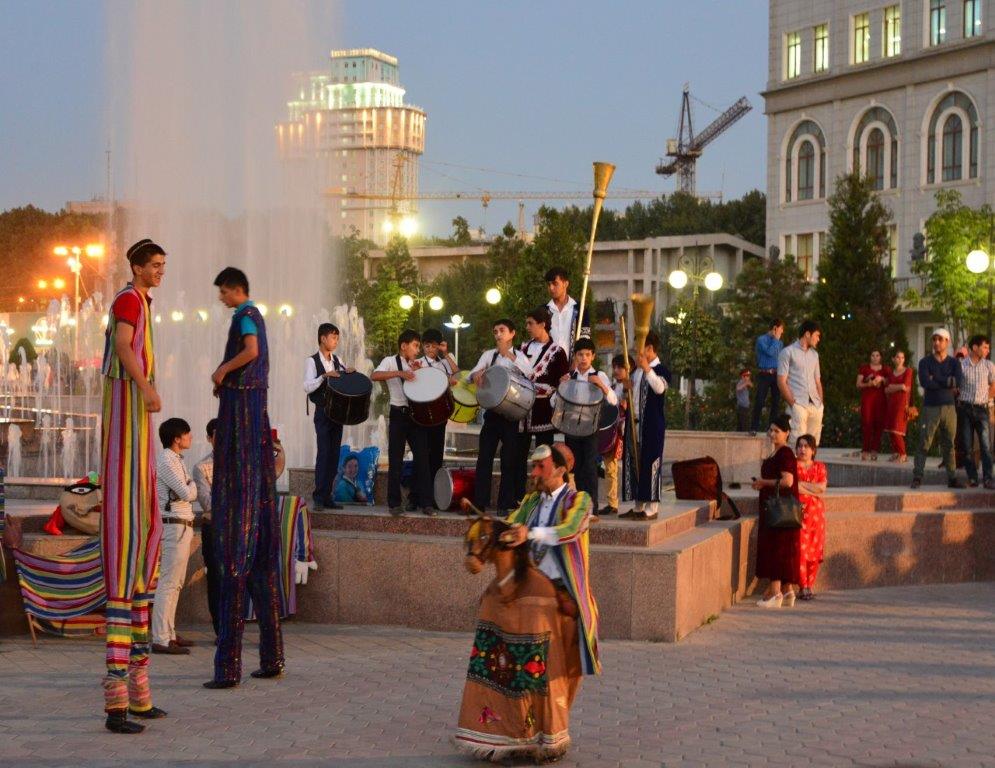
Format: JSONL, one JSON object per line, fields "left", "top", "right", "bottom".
{"left": 728, "top": 487, "right": 995, "bottom": 515}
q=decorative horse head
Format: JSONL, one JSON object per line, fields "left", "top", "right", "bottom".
{"left": 464, "top": 511, "right": 529, "bottom": 582}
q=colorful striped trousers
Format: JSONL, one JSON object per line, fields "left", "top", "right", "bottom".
{"left": 100, "top": 378, "right": 161, "bottom": 713}
{"left": 211, "top": 387, "right": 283, "bottom": 683}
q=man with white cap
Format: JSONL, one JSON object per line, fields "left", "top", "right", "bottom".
{"left": 912, "top": 327, "right": 966, "bottom": 489}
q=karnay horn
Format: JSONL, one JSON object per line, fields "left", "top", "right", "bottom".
{"left": 630, "top": 292, "right": 655, "bottom": 356}
{"left": 575, "top": 161, "right": 616, "bottom": 343}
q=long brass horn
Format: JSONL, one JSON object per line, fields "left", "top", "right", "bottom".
{"left": 630, "top": 292, "right": 655, "bottom": 356}
{"left": 575, "top": 161, "right": 616, "bottom": 343}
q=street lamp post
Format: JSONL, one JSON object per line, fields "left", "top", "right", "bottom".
{"left": 399, "top": 289, "right": 444, "bottom": 328}
{"left": 667, "top": 254, "right": 724, "bottom": 427}
{"left": 54, "top": 243, "right": 105, "bottom": 362}
{"left": 966, "top": 213, "right": 995, "bottom": 344}
{"left": 443, "top": 314, "right": 471, "bottom": 365}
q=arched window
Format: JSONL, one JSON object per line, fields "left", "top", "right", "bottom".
{"left": 783, "top": 119, "right": 827, "bottom": 203}
{"left": 926, "top": 91, "right": 979, "bottom": 184}
{"left": 851, "top": 107, "right": 899, "bottom": 190}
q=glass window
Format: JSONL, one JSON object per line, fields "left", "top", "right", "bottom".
{"left": 853, "top": 13, "right": 871, "bottom": 63}
{"left": 814, "top": 24, "right": 830, "bottom": 71}
{"left": 964, "top": 0, "right": 982, "bottom": 37}
{"left": 798, "top": 141, "right": 815, "bottom": 200}
{"left": 786, "top": 32, "right": 802, "bottom": 78}
{"left": 927, "top": 91, "right": 978, "bottom": 183}
{"left": 931, "top": 1, "right": 947, "bottom": 45}
{"left": 884, "top": 6, "right": 902, "bottom": 56}
{"left": 866, "top": 127, "right": 886, "bottom": 190}
{"left": 942, "top": 113, "right": 963, "bottom": 181}
{"left": 796, "top": 234, "right": 814, "bottom": 279}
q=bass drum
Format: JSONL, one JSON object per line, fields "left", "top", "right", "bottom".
{"left": 324, "top": 372, "right": 373, "bottom": 426}
{"left": 551, "top": 379, "right": 604, "bottom": 437}
{"left": 597, "top": 401, "right": 622, "bottom": 455}
{"left": 476, "top": 365, "right": 535, "bottom": 421}
{"left": 434, "top": 467, "right": 476, "bottom": 511}
{"left": 403, "top": 367, "right": 453, "bottom": 427}
{"left": 450, "top": 371, "right": 480, "bottom": 424}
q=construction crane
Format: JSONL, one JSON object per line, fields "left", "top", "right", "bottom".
{"left": 655, "top": 84, "right": 752, "bottom": 196}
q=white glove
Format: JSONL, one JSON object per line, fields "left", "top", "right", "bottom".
{"left": 294, "top": 559, "right": 318, "bottom": 585}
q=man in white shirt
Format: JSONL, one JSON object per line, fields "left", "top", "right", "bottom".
{"left": 151, "top": 418, "right": 198, "bottom": 655}
{"left": 303, "top": 323, "right": 353, "bottom": 511}
{"left": 470, "top": 318, "right": 534, "bottom": 511}
{"left": 555, "top": 338, "right": 618, "bottom": 505}
{"left": 193, "top": 418, "right": 218, "bottom": 638}
{"left": 371, "top": 329, "right": 434, "bottom": 515}
{"left": 777, "top": 319, "right": 824, "bottom": 445}
{"left": 520, "top": 305, "right": 570, "bottom": 451}
{"left": 419, "top": 328, "right": 459, "bottom": 502}
{"left": 546, "top": 266, "right": 590, "bottom": 355}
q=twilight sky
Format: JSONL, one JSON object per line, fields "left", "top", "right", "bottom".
{"left": 0, "top": 0, "right": 768, "bottom": 237}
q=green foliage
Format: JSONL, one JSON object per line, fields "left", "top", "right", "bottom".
{"left": 810, "top": 173, "right": 907, "bottom": 446}
{"left": 663, "top": 296, "right": 723, "bottom": 428}
{"left": 0, "top": 205, "right": 106, "bottom": 311}
{"left": 551, "top": 190, "right": 766, "bottom": 247}
{"left": 451, "top": 216, "right": 473, "bottom": 246}
{"left": 914, "top": 189, "right": 993, "bottom": 342}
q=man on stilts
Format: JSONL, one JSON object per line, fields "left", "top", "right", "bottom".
{"left": 100, "top": 238, "right": 167, "bottom": 733}
{"left": 204, "top": 267, "right": 283, "bottom": 688}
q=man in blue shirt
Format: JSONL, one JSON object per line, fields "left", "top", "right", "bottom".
{"left": 750, "top": 319, "right": 784, "bottom": 434}
{"left": 912, "top": 328, "right": 966, "bottom": 489}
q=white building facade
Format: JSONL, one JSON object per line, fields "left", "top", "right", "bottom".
{"left": 765, "top": 0, "right": 993, "bottom": 353}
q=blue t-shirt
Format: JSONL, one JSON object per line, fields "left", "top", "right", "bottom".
{"left": 918, "top": 354, "right": 963, "bottom": 406}
{"left": 235, "top": 300, "right": 258, "bottom": 337}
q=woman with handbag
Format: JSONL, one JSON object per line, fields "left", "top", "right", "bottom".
{"left": 751, "top": 413, "right": 802, "bottom": 609}
{"left": 884, "top": 350, "right": 915, "bottom": 463}
{"left": 795, "top": 434, "right": 827, "bottom": 601}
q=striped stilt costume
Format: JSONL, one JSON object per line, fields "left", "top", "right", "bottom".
{"left": 100, "top": 278, "right": 164, "bottom": 730}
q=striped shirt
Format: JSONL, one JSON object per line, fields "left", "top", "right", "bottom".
{"left": 156, "top": 448, "right": 197, "bottom": 521}
{"left": 959, "top": 356, "right": 995, "bottom": 405}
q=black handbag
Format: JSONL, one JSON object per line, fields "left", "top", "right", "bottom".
{"left": 764, "top": 479, "right": 804, "bottom": 529}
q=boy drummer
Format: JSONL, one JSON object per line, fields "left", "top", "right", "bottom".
{"left": 520, "top": 305, "right": 569, "bottom": 451}
{"left": 555, "top": 338, "right": 617, "bottom": 504}
{"left": 470, "top": 319, "right": 534, "bottom": 511}
{"left": 371, "top": 329, "right": 435, "bottom": 516}
{"left": 419, "top": 328, "right": 459, "bottom": 506}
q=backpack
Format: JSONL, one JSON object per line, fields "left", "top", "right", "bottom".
{"left": 671, "top": 456, "right": 741, "bottom": 521}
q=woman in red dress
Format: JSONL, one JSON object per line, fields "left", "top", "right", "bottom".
{"left": 751, "top": 413, "right": 801, "bottom": 609}
{"left": 856, "top": 350, "right": 890, "bottom": 460}
{"left": 884, "top": 350, "right": 914, "bottom": 463}
{"left": 795, "top": 434, "right": 827, "bottom": 600}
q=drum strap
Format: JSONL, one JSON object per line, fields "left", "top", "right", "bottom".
{"left": 490, "top": 351, "right": 499, "bottom": 367}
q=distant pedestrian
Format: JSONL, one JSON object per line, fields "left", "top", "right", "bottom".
{"left": 750, "top": 319, "right": 784, "bottom": 434}
{"left": 957, "top": 334, "right": 995, "bottom": 489}
{"left": 735, "top": 369, "right": 752, "bottom": 431}
{"left": 857, "top": 350, "right": 889, "bottom": 460}
{"left": 795, "top": 434, "right": 827, "bottom": 601}
{"left": 911, "top": 328, "right": 965, "bottom": 489}
{"left": 884, "top": 351, "right": 914, "bottom": 463}
{"left": 777, "top": 320, "right": 824, "bottom": 445}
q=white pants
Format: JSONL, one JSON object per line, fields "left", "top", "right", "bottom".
{"left": 789, "top": 402, "right": 824, "bottom": 446}
{"left": 151, "top": 522, "right": 193, "bottom": 646}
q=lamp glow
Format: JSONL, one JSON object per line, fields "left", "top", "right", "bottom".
{"left": 428, "top": 295, "right": 444, "bottom": 312}
{"left": 399, "top": 294, "right": 414, "bottom": 310}
{"left": 398, "top": 216, "right": 417, "bottom": 238}
{"left": 257, "top": 303, "right": 268, "bottom": 317}
{"left": 85, "top": 243, "right": 105, "bottom": 258}
{"left": 703, "top": 271, "right": 724, "bottom": 292}
{"left": 278, "top": 303, "right": 293, "bottom": 317}
{"left": 37, "top": 279, "right": 48, "bottom": 290}
{"left": 450, "top": 314, "right": 463, "bottom": 325}
{"left": 668, "top": 270, "right": 689, "bottom": 290}
{"left": 665, "top": 316, "right": 678, "bottom": 325}
{"left": 53, "top": 246, "right": 69, "bottom": 257}
{"left": 196, "top": 309, "right": 209, "bottom": 322}
{"left": 53, "top": 278, "right": 66, "bottom": 290}
{"left": 485, "top": 288, "right": 502, "bottom": 305}
{"left": 170, "top": 310, "right": 184, "bottom": 322}
{"left": 382, "top": 220, "right": 394, "bottom": 235}
{"left": 967, "top": 249, "right": 990, "bottom": 274}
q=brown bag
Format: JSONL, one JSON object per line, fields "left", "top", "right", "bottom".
{"left": 671, "top": 456, "right": 741, "bottom": 520}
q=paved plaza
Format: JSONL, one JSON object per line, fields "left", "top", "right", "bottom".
{"left": 2, "top": 582, "right": 994, "bottom": 767}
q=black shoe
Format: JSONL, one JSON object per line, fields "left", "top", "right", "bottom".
{"left": 910, "top": 478, "right": 922, "bottom": 489}
{"left": 327, "top": 501, "right": 343, "bottom": 510}
{"left": 422, "top": 507, "right": 438, "bottom": 517}
{"left": 250, "top": 667, "right": 284, "bottom": 679}
{"left": 202, "top": 679, "right": 239, "bottom": 689}
{"left": 388, "top": 506, "right": 404, "bottom": 516}
{"left": 948, "top": 478, "right": 967, "bottom": 489}
{"left": 105, "top": 712, "right": 145, "bottom": 734}
{"left": 152, "top": 642, "right": 189, "bottom": 655}
{"left": 404, "top": 498, "right": 418, "bottom": 512}
{"left": 129, "top": 706, "right": 168, "bottom": 719}
{"left": 598, "top": 505, "right": 618, "bottom": 516}
{"left": 311, "top": 500, "right": 324, "bottom": 512}
{"left": 968, "top": 479, "right": 979, "bottom": 488}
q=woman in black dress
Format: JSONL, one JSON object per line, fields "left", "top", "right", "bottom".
{"left": 751, "top": 413, "right": 802, "bottom": 608}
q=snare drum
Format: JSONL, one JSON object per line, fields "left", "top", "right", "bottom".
{"left": 476, "top": 365, "right": 536, "bottom": 421}
{"left": 403, "top": 367, "right": 453, "bottom": 427}
{"left": 434, "top": 466, "right": 476, "bottom": 511}
{"left": 597, "top": 401, "right": 622, "bottom": 455}
{"left": 450, "top": 370, "right": 480, "bottom": 424}
{"left": 324, "top": 372, "right": 373, "bottom": 425}
{"left": 551, "top": 379, "right": 604, "bottom": 437}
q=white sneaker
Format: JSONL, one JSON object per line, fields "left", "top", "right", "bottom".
{"left": 757, "top": 593, "right": 783, "bottom": 609}
{"left": 782, "top": 591, "right": 796, "bottom": 607}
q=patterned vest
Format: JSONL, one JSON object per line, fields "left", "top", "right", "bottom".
{"left": 101, "top": 284, "right": 154, "bottom": 382}
{"left": 221, "top": 303, "right": 269, "bottom": 390}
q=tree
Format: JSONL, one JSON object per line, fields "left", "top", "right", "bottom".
{"left": 912, "top": 189, "right": 992, "bottom": 343}
{"left": 450, "top": 216, "right": 472, "bottom": 246}
{"left": 354, "top": 235, "right": 422, "bottom": 359}
{"left": 810, "top": 172, "right": 907, "bottom": 447}
{"left": 665, "top": 296, "right": 722, "bottom": 427}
